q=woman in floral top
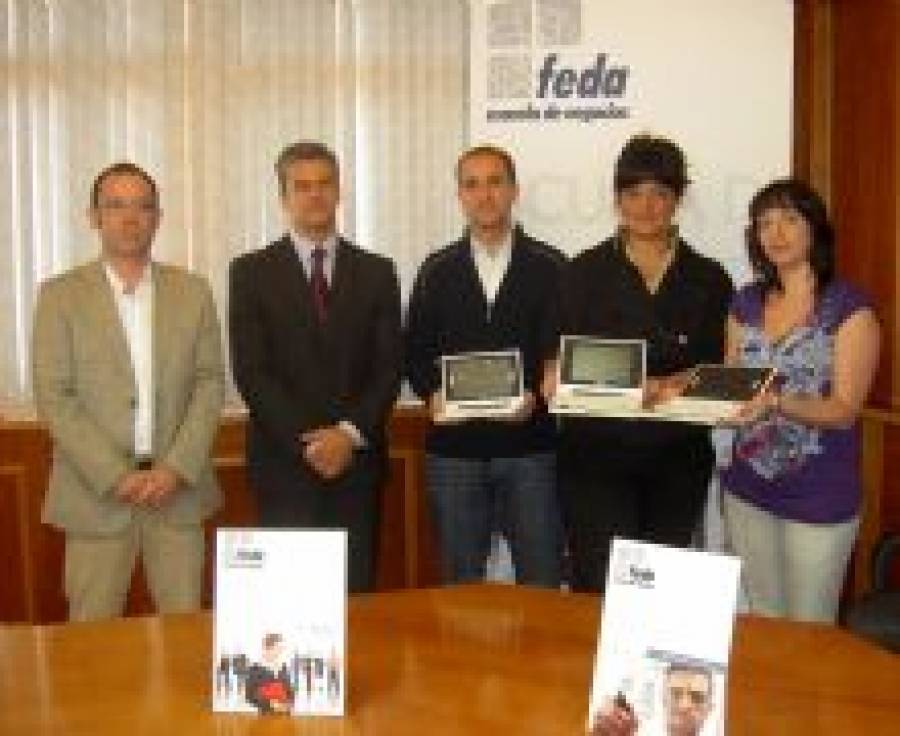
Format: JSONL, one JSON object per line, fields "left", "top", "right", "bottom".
{"left": 720, "top": 178, "right": 880, "bottom": 623}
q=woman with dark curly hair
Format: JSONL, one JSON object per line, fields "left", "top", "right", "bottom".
{"left": 720, "top": 178, "right": 880, "bottom": 623}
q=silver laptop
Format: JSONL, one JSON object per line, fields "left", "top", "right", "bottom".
{"left": 436, "top": 349, "right": 525, "bottom": 423}
{"left": 550, "top": 337, "right": 649, "bottom": 417}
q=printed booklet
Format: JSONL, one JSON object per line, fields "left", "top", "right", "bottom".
{"left": 212, "top": 529, "right": 347, "bottom": 716}
{"left": 587, "top": 539, "right": 741, "bottom": 735}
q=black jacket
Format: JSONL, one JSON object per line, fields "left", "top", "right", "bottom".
{"left": 561, "top": 235, "right": 733, "bottom": 451}
{"left": 405, "top": 227, "right": 565, "bottom": 458}
{"left": 229, "top": 235, "right": 402, "bottom": 489}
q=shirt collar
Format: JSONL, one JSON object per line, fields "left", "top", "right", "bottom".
{"left": 470, "top": 228, "right": 514, "bottom": 262}
{"left": 103, "top": 260, "right": 152, "bottom": 296}
{"left": 613, "top": 228, "right": 681, "bottom": 257}
{"left": 289, "top": 230, "right": 338, "bottom": 263}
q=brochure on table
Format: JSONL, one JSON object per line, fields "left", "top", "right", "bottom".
{"left": 587, "top": 539, "right": 741, "bottom": 735}
{"left": 212, "top": 529, "right": 347, "bottom": 716}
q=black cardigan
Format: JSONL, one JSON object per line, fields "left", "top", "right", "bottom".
{"left": 561, "top": 235, "right": 734, "bottom": 450}
{"left": 405, "top": 227, "right": 565, "bottom": 458}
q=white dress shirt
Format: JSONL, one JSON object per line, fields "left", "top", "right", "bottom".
{"left": 290, "top": 230, "right": 337, "bottom": 285}
{"left": 471, "top": 230, "right": 513, "bottom": 307}
{"left": 104, "top": 262, "right": 154, "bottom": 457}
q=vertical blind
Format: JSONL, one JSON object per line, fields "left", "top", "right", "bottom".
{"left": 0, "top": 0, "right": 468, "bottom": 404}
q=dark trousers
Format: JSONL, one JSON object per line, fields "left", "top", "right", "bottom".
{"left": 252, "top": 453, "right": 382, "bottom": 594}
{"left": 425, "top": 452, "right": 562, "bottom": 587}
{"left": 558, "top": 437, "right": 713, "bottom": 593}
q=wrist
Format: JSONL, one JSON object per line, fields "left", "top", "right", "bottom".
{"left": 771, "top": 392, "right": 782, "bottom": 415}
{"left": 337, "top": 420, "right": 364, "bottom": 449}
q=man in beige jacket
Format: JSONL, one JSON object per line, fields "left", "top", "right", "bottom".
{"left": 32, "top": 162, "right": 224, "bottom": 621}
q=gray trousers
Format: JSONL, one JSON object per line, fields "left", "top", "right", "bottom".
{"left": 723, "top": 491, "right": 858, "bottom": 624}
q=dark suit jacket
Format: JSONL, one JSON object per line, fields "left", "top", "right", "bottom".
{"left": 229, "top": 235, "right": 401, "bottom": 501}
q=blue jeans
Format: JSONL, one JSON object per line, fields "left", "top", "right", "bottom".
{"left": 425, "top": 452, "right": 562, "bottom": 587}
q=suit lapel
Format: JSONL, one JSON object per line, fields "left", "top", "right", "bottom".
{"left": 271, "top": 236, "right": 322, "bottom": 339}
{"left": 490, "top": 232, "right": 523, "bottom": 319}
{"left": 325, "top": 239, "right": 353, "bottom": 339}
{"left": 461, "top": 237, "right": 490, "bottom": 321}
{"left": 152, "top": 263, "right": 172, "bottom": 453}
{"left": 152, "top": 261, "right": 168, "bottom": 406}
{"left": 85, "top": 260, "right": 135, "bottom": 387}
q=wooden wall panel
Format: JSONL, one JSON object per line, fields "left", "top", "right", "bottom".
{"left": 796, "top": 2, "right": 900, "bottom": 595}
{"left": 795, "top": 0, "right": 899, "bottom": 409}
{"left": 0, "top": 468, "right": 29, "bottom": 621}
{"left": 388, "top": 408, "right": 441, "bottom": 587}
{"left": 831, "top": 0, "right": 899, "bottom": 407}
{"left": 0, "top": 424, "right": 65, "bottom": 623}
{"left": 881, "top": 425, "right": 900, "bottom": 533}
{"left": 0, "top": 409, "right": 438, "bottom": 624}
{"left": 4, "top": 406, "right": 895, "bottom": 622}
{"left": 794, "top": 0, "right": 834, "bottom": 195}
{"left": 887, "top": 419, "right": 900, "bottom": 588}
{"left": 375, "top": 455, "right": 409, "bottom": 590}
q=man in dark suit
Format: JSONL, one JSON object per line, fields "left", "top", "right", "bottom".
{"left": 229, "top": 141, "right": 402, "bottom": 593}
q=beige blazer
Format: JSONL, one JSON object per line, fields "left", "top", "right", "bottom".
{"left": 32, "top": 259, "right": 224, "bottom": 535}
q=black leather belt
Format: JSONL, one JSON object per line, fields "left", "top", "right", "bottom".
{"left": 134, "top": 456, "right": 154, "bottom": 471}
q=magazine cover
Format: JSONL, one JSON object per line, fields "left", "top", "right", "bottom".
{"left": 587, "top": 539, "right": 741, "bottom": 735}
{"left": 212, "top": 529, "right": 346, "bottom": 716}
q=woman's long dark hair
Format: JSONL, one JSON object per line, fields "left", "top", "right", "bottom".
{"left": 746, "top": 177, "right": 835, "bottom": 296}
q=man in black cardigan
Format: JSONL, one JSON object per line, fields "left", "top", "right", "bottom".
{"left": 405, "top": 145, "right": 564, "bottom": 587}
{"left": 229, "top": 141, "right": 401, "bottom": 593}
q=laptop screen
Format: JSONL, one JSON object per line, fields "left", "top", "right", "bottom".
{"left": 560, "top": 338, "right": 645, "bottom": 390}
{"left": 443, "top": 351, "right": 522, "bottom": 403}
{"left": 682, "top": 365, "right": 775, "bottom": 401}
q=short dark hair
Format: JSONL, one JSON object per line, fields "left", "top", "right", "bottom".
{"left": 456, "top": 145, "right": 517, "bottom": 186}
{"left": 746, "top": 177, "right": 835, "bottom": 295}
{"left": 90, "top": 162, "right": 158, "bottom": 209}
{"left": 275, "top": 141, "right": 340, "bottom": 195}
{"left": 614, "top": 134, "right": 689, "bottom": 199}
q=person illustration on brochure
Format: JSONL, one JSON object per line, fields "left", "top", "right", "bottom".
{"left": 215, "top": 653, "right": 231, "bottom": 699}
{"left": 326, "top": 646, "right": 342, "bottom": 702}
{"left": 244, "top": 633, "right": 295, "bottom": 714}
{"left": 590, "top": 663, "right": 714, "bottom": 736}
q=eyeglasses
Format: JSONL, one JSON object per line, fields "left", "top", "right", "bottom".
{"left": 96, "top": 198, "right": 158, "bottom": 213}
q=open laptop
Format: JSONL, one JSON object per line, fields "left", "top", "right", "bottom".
{"left": 655, "top": 364, "right": 777, "bottom": 424}
{"left": 550, "top": 337, "right": 648, "bottom": 418}
{"left": 436, "top": 349, "right": 525, "bottom": 423}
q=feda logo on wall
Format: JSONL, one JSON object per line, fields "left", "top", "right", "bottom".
{"left": 484, "top": 50, "right": 631, "bottom": 125}
{"left": 535, "top": 51, "right": 631, "bottom": 123}
{"left": 537, "top": 53, "right": 629, "bottom": 99}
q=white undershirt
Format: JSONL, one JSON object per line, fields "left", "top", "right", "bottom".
{"left": 471, "top": 230, "right": 513, "bottom": 306}
{"left": 104, "top": 262, "right": 154, "bottom": 457}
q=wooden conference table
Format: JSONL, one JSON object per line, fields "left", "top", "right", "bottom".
{"left": 1, "top": 585, "right": 898, "bottom": 735}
